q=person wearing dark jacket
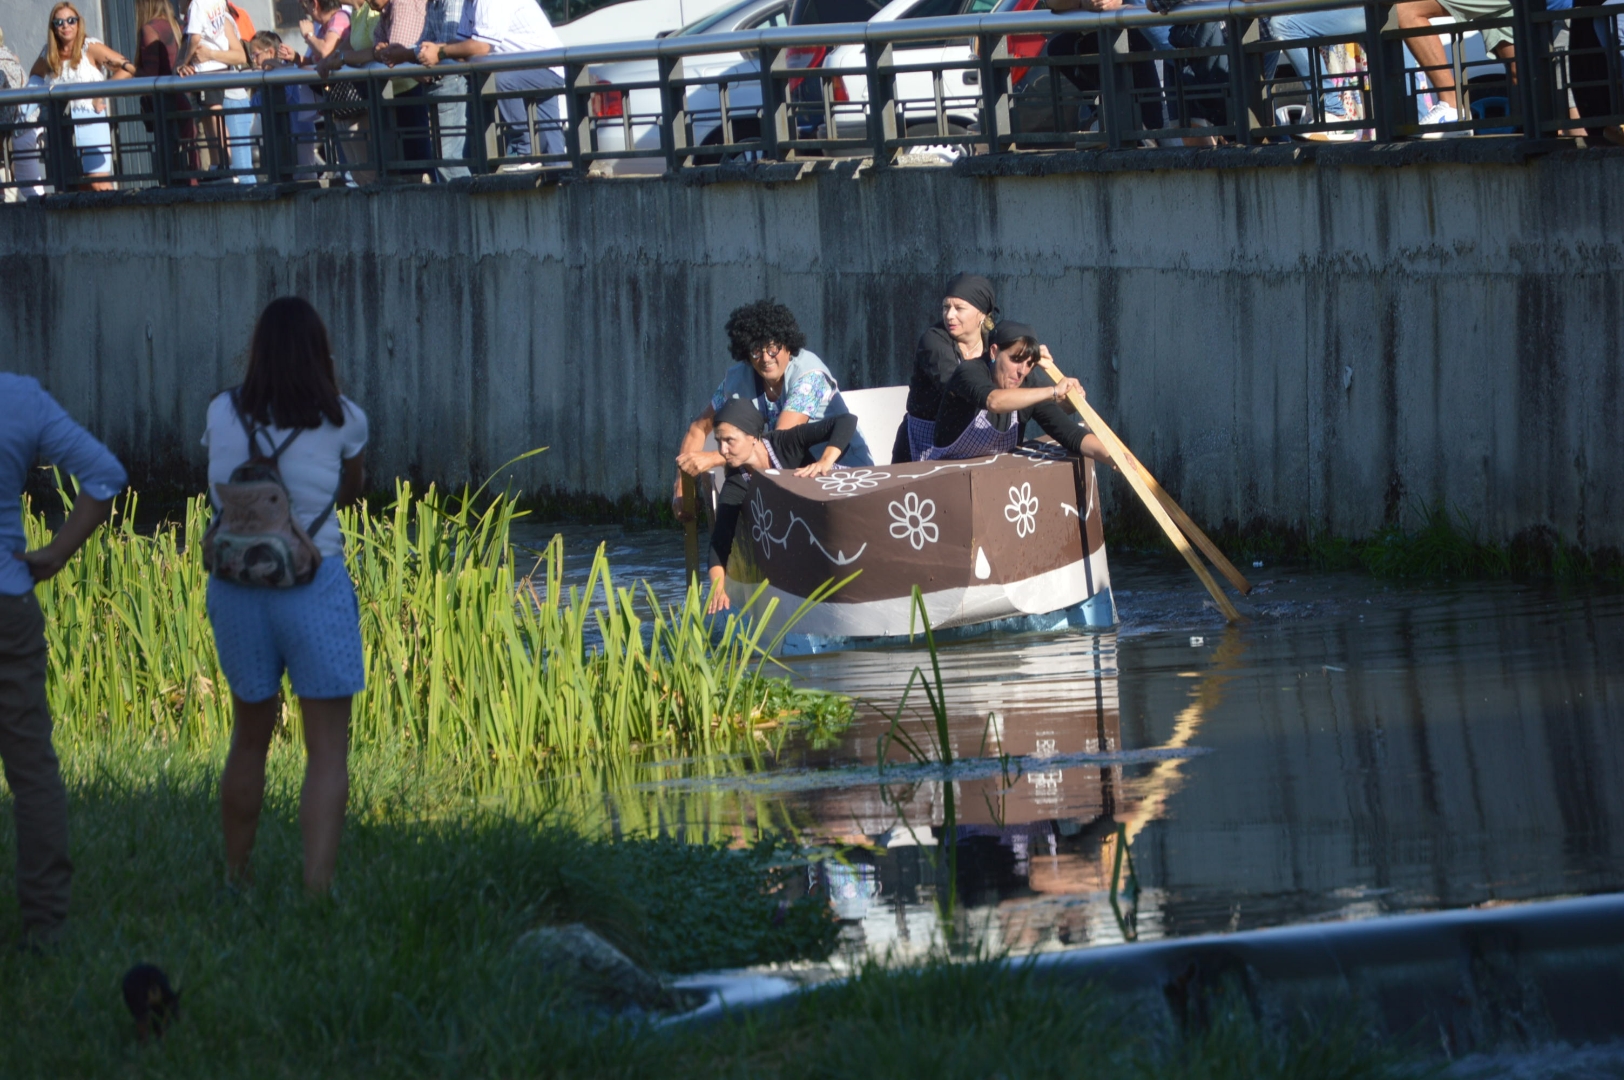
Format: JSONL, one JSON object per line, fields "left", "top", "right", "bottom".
{"left": 927, "top": 320, "right": 1113, "bottom": 464}
{"left": 695, "top": 398, "right": 860, "bottom": 614}
{"left": 892, "top": 272, "right": 997, "bottom": 463}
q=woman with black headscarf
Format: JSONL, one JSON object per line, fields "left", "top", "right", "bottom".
{"left": 892, "top": 273, "right": 998, "bottom": 463}
{"left": 701, "top": 398, "right": 860, "bottom": 614}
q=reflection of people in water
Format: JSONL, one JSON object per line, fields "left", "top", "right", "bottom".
{"left": 690, "top": 398, "right": 860, "bottom": 615}
{"left": 926, "top": 320, "right": 1112, "bottom": 464}
{"left": 673, "top": 300, "right": 858, "bottom": 519}
{"left": 894, "top": 272, "right": 997, "bottom": 463}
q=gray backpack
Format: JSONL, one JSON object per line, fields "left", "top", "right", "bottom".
{"left": 201, "top": 395, "right": 336, "bottom": 588}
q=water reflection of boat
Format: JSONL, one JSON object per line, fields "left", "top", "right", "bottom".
{"left": 718, "top": 388, "right": 1117, "bottom": 652}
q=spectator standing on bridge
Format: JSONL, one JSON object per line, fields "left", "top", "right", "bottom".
{"left": 369, "top": 0, "right": 435, "bottom": 175}
{"left": 410, "top": 0, "right": 472, "bottom": 180}
{"left": 315, "top": 0, "right": 382, "bottom": 183}
{"left": 417, "top": 0, "right": 565, "bottom": 162}
{"left": 203, "top": 297, "right": 367, "bottom": 895}
{"left": 32, "top": 2, "right": 136, "bottom": 191}
{"left": 134, "top": 0, "right": 201, "bottom": 183}
{"left": 1395, "top": 0, "right": 1517, "bottom": 131}
{"left": 1, "top": 373, "right": 127, "bottom": 948}
{"left": 177, "top": 0, "right": 249, "bottom": 176}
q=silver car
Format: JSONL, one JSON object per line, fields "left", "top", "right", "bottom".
{"left": 586, "top": 0, "right": 790, "bottom": 170}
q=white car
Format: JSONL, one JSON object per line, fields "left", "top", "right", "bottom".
{"left": 585, "top": 0, "right": 790, "bottom": 170}
{"left": 557, "top": 0, "right": 740, "bottom": 47}
{"left": 801, "top": 0, "right": 1003, "bottom": 156}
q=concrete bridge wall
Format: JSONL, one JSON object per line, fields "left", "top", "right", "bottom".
{"left": 2, "top": 146, "right": 1620, "bottom": 547}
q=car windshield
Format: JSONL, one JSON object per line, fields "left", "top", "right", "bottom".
{"left": 676, "top": 0, "right": 769, "bottom": 35}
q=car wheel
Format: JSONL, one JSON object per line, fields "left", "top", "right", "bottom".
{"left": 903, "top": 120, "right": 973, "bottom": 161}
{"left": 694, "top": 119, "right": 764, "bottom": 165}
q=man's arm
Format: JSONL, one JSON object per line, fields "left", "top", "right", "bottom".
{"left": 373, "top": 0, "right": 428, "bottom": 64}
{"left": 418, "top": 37, "right": 490, "bottom": 64}
{"left": 15, "top": 492, "right": 114, "bottom": 582}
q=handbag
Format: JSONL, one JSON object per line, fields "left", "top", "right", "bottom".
{"left": 321, "top": 77, "right": 368, "bottom": 121}
{"left": 201, "top": 393, "right": 336, "bottom": 589}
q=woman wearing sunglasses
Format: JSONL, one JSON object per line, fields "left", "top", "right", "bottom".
{"left": 674, "top": 298, "right": 871, "bottom": 518}
{"left": 924, "top": 320, "right": 1112, "bottom": 464}
{"left": 31, "top": 2, "right": 135, "bottom": 191}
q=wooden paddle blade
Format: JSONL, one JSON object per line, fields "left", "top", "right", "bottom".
{"left": 1037, "top": 358, "right": 1245, "bottom": 624}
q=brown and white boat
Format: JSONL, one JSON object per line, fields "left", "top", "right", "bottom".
{"left": 717, "top": 387, "right": 1117, "bottom": 653}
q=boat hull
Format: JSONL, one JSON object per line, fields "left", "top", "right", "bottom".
{"left": 723, "top": 446, "right": 1114, "bottom": 649}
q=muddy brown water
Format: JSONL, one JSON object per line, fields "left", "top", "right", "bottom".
{"left": 516, "top": 524, "right": 1624, "bottom": 962}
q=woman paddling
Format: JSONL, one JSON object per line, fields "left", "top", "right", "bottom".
{"left": 926, "top": 320, "right": 1113, "bottom": 464}
{"left": 893, "top": 272, "right": 997, "bottom": 463}
{"left": 674, "top": 299, "right": 868, "bottom": 518}
{"left": 696, "top": 398, "right": 860, "bottom": 614}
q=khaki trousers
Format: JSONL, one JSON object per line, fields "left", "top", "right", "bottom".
{"left": 0, "top": 592, "right": 71, "bottom": 938}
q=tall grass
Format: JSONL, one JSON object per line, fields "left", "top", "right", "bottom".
{"left": 25, "top": 480, "right": 848, "bottom": 770}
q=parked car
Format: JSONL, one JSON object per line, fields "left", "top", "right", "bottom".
{"left": 655, "top": 0, "right": 889, "bottom": 160}
{"left": 785, "top": 0, "right": 1015, "bottom": 156}
{"left": 557, "top": 0, "right": 741, "bottom": 46}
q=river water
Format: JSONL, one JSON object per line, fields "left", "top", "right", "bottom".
{"left": 515, "top": 524, "right": 1624, "bottom": 964}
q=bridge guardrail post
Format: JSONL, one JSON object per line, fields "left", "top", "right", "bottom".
{"left": 758, "top": 45, "right": 785, "bottom": 160}
{"left": 1509, "top": 0, "right": 1552, "bottom": 137}
{"left": 866, "top": 41, "right": 898, "bottom": 163}
{"left": 978, "top": 31, "right": 1009, "bottom": 153}
{"left": 659, "top": 54, "right": 689, "bottom": 171}
{"left": 565, "top": 61, "right": 590, "bottom": 171}
{"left": 1098, "top": 25, "right": 1121, "bottom": 148}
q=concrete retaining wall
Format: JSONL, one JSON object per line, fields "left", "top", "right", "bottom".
{"left": 3, "top": 145, "right": 1621, "bottom": 547}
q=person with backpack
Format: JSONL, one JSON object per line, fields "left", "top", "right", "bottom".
{"left": 2, "top": 372, "right": 127, "bottom": 948}
{"left": 201, "top": 296, "right": 367, "bottom": 894}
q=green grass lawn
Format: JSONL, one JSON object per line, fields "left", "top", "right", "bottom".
{"left": 0, "top": 739, "right": 1426, "bottom": 1079}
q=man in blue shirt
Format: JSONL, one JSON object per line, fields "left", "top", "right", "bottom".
{"left": 0, "top": 373, "right": 126, "bottom": 947}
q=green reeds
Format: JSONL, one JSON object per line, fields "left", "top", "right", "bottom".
{"left": 24, "top": 479, "right": 849, "bottom": 770}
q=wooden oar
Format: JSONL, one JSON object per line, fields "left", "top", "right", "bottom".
{"left": 1040, "top": 360, "right": 1252, "bottom": 596}
{"left": 681, "top": 473, "right": 699, "bottom": 581}
{"left": 1037, "top": 357, "right": 1245, "bottom": 624}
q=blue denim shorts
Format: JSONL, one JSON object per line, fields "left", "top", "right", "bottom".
{"left": 206, "top": 557, "right": 366, "bottom": 703}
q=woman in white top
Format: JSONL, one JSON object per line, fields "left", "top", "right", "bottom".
{"left": 31, "top": 2, "right": 135, "bottom": 191}
{"left": 202, "top": 296, "right": 368, "bottom": 894}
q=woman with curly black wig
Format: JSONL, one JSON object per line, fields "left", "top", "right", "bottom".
{"left": 674, "top": 299, "right": 870, "bottom": 518}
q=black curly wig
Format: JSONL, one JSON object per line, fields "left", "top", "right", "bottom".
{"left": 724, "top": 299, "right": 808, "bottom": 364}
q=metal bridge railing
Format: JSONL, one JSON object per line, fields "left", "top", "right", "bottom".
{"left": 0, "top": 0, "right": 1620, "bottom": 195}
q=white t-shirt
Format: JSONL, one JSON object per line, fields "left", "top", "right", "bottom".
{"left": 202, "top": 391, "right": 368, "bottom": 560}
{"left": 458, "top": 0, "right": 562, "bottom": 55}
{"left": 185, "top": 0, "right": 233, "bottom": 73}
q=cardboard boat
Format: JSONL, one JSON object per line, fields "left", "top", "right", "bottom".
{"left": 718, "top": 387, "right": 1117, "bottom": 653}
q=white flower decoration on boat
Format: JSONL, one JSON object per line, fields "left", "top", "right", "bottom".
{"left": 1004, "top": 482, "right": 1039, "bottom": 538}
{"left": 816, "top": 468, "right": 890, "bottom": 496}
{"left": 888, "top": 492, "right": 939, "bottom": 550}
{"left": 750, "top": 494, "right": 773, "bottom": 544}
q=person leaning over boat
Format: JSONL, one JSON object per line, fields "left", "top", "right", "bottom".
{"left": 698, "top": 398, "right": 860, "bottom": 615}
{"left": 925, "top": 320, "right": 1113, "bottom": 464}
{"left": 892, "top": 272, "right": 997, "bottom": 463}
{"left": 674, "top": 299, "right": 857, "bottom": 519}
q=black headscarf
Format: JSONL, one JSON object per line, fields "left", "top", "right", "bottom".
{"left": 991, "top": 319, "right": 1038, "bottom": 348}
{"left": 714, "top": 397, "right": 767, "bottom": 439}
{"left": 943, "top": 273, "right": 996, "bottom": 318}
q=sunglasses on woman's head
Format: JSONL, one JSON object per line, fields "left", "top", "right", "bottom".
{"left": 52, "top": 15, "right": 79, "bottom": 26}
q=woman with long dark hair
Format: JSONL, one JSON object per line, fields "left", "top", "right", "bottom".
{"left": 201, "top": 296, "right": 367, "bottom": 894}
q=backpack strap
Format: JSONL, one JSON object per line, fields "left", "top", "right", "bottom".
{"left": 231, "top": 389, "right": 304, "bottom": 462}
{"left": 305, "top": 497, "right": 338, "bottom": 541}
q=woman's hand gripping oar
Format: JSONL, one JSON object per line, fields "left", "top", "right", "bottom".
{"left": 1037, "top": 352, "right": 1247, "bottom": 624}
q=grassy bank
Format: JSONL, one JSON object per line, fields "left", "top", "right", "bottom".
{"left": 0, "top": 744, "right": 1422, "bottom": 1079}
{"left": 26, "top": 481, "right": 849, "bottom": 771}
